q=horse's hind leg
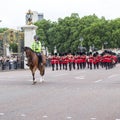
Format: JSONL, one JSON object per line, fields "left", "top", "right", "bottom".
{"left": 39, "top": 67, "right": 45, "bottom": 83}
{"left": 40, "top": 76, "right": 44, "bottom": 83}
{"left": 40, "top": 72, "right": 44, "bottom": 83}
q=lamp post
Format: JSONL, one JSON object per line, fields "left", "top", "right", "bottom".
{"left": 104, "top": 41, "right": 108, "bottom": 49}
{"left": 79, "top": 37, "right": 84, "bottom": 52}
{"left": 54, "top": 46, "right": 57, "bottom": 54}
{"left": 91, "top": 44, "right": 95, "bottom": 52}
{"left": 42, "top": 41, "right": 48, "bottom": 56}
{"left": 80, "top": 37, "right": 84, "bottom": 47}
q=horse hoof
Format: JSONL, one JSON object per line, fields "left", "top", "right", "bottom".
{"left": 40, "top": 79, "right": 44, "bottom": 83}
{"left": 40, "top": 80, "right": 43, "bottom": 83}
{"left": 32, "top": 81, "right": 37, "bottom": 85}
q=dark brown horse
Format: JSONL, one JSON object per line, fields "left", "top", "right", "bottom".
{"left": 23, "top": 46, "right": 46, "bottom": 84}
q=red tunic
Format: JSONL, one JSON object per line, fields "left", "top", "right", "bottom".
{"left": 103, "top": 55, "right": 112, "bottom": 63}
{"left": 76, "top": 56, "right": 83, "bottom": 63}
{"left": 88, "top": 56, "right": 94, "bottom": 63}
{"left": 50, "top": 56, "right": 56, "bottom": 64}
{"left": 81, "top": 55, "right": 86, "bottom": 63}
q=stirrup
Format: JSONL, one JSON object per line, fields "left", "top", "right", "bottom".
{"left": 26, "top": 63, "right": 29, "bottom": 66}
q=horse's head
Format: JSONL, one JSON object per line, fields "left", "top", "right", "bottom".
{"left": 23, "top": 46, "right": 29, "bottom": 51}
{"left": 23, "top": 46, "right": 33, "bottom": 58}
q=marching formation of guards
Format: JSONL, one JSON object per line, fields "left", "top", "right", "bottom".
{"left": 50, "top": 50, "right": 118, "bottom": 71}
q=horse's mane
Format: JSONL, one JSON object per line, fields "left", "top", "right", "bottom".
{"left": 24, "top": 46, "right": 35, "bottom": 53}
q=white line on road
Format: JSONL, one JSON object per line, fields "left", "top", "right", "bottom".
{"left": 94, "top": 79, "right": 103, "bottom": 83}
{"left": 42, "top": 115, "right": 48, "bottom": 118}
{"left": 54, "top": 73, "right": 68, "bottom": 77}
{"left": 94, "top": 74, "right": 120, "bottom": 83}
{"left": 20, "top": 114, "right": 26, "bottom": 117}
{"left": 90, "top": 118, "right": 96, "bottom": 120}
{"left": 0, "top": 113, "right": 4, "bottom": 116}
{"left": 75, "top": 76, "right": 85, "bottom": 79}
{"left": 108, "top": 74, "right": 120, "bottom": 79}
{"left": 67, "top": 116, "right": 72, "bottom": 119}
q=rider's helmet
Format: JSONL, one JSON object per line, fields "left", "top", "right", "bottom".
{"left": 34, "top": 35, "right": 39, "bottom": 41}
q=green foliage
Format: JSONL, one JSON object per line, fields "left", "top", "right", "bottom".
{"left": 34, "top": 13, "right": 120, "bottom": 53}
{"left": 9, "top": 43, "right": 18, "bottom": 53}
{"left": 0, "top": 28, "right": 8, "bottom": 33}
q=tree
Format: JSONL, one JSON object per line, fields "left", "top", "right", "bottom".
{"left": 34, "top": 14, "right": 120, "bottom": 54}
{"left": 0, "top": 28, "right": 8, "bottom": 33}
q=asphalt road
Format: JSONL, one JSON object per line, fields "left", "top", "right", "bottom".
{"left": 1, "top": 64, "right": 120, "bottom": 120}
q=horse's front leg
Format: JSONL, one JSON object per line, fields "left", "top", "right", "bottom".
{"left": 32, "top": 72, "right": 37, "bottom": 85}
{"left": 30, "top": 67, "right": 37, "bottom": 85}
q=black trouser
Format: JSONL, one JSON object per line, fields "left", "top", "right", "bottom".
{"left": 59, "top": 63, "right": 62, "bottom": 70}
{"left": 51, "top": 64, "right": 54, "bottom": 71}
{"left": 69, "top": 62, "right": 72, "bottom": 71}
{"left": 36, "top": 52, "right": 42, "bottom": 64}
{"left": 89, "top": 62, "right": 92, "bottom": 69}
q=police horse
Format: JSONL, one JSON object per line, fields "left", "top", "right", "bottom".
{"left": 23, "top": 47, "right": 46, "bottom": 85}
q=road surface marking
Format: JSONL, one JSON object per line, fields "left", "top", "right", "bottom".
{"left": 90, "top": 118, "right": 96, "bottom": 120}
{"left": 94, "top": 79, "right": 103, "bottom": 83}
{"left": 0, "top": 113, "right": 4, "bottom": 116}
{"left": 20, "top": 114, "right": 26, "bottom": 117}
{"left": 55, "top": 73, "right": 68, "bottom": 77}
{"left": 67, "top": 116, "right": 72, "bottom": 119}
{"left": 108, "top": 74, "right": 119, "bottom": 79}
{"left": 42, "top": 115, "right": 48, "bottom": 118}
{"left": 75, "top": 76, "right": 85, "bottom": 79}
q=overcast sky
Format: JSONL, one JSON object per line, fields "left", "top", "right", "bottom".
{"left": 0, "top": 0, "right": 120, "bottom": 29}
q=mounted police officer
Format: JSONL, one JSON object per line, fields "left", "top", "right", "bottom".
{"left": 26, "top": 35, "right": 42, "bottom": 66}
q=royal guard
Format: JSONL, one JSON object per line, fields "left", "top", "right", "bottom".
{"left": 54, "top": 53, "right": 59, "bottom": 70}
{"left": 86, "top": 52, "right": 90, "bottom": 69}
{"left": 74, "top": 52, "right": 79, "bottom": 69}
{"left": 63, "top": 52, "right": 68, "bottom": 70}
{"left": 81, "top": 52, "right": 86, "bottom": 69}
{"left": 67, "top": 51, "right": 73, "bottom": 71}
{"left": 76, "top": 52, "right": 81, "bottom": 70}
{"left": 102, "top": 51, "right": 107, "bottom": 68}
{"left": 72, "top": 53, "right": 76, "bottom": 69}
{"left": 79, "top": 52, "right": 84, "bottom": 69}
{"left": 50, "top": 53, "right": 56, "bottom": 71}
{"left": 87, "top": 52, "right": 94, "bottom": 70}
{"left": 58, "top": 53, "right": 62, "bottom": 70}
{"left": 95, "top": 52, "right": 101, "bottom": 69}
{"left": 100, "top": 53, "right": 104, "bottom": 68}
{"left": 93, "top": 53, "right": 97, "bottom": 69}
{"left": 61, "top": 53, "right": 65, "bottom": 70}
{"left": 111, "top": 52, "right": 118, "bottom": 67}
{"left": 108, "top": 51, "right": 116, "bottom": 69}
{"left": 103, "top": 51, "right": 112, "bottom": 70}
